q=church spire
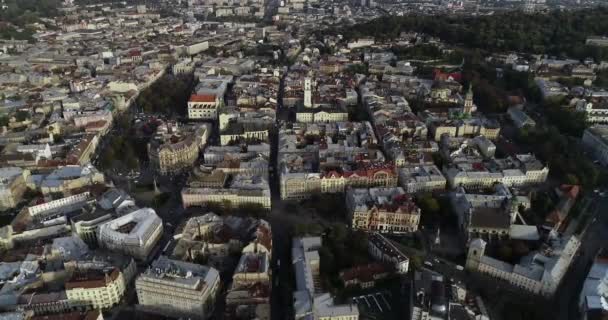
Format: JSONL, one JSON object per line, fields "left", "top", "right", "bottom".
{"left": 463, "top": 84, "right": 474, "bottom": 115}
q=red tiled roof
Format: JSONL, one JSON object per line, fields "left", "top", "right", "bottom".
{"left": 84, "top": 120, "right": 108, "bottom": 129}
{"left": 256, "top": 223, "right": 272, "bottom": 252}
{"left": 128, "top": 50, "right": 141, "bottom": 57}
{"left": 545, "top": 210, "right": 561, "bottom": 226}
{"left": 65, "top": 268, "right": 120, "bottom": 290}
{"left": 321, "top": 164, "right": 395, "bottom": 179}
{"left": 340, "top": 263, "right": 389, "bottom": 283}
{"left": 433, "top": 69, "right": 462, "bottom": 82}
{"left": 558, "top": 184, "right": 580, "bottom": 200}
{"left": 189, "top": 94, "right": 217, "bottom": 103}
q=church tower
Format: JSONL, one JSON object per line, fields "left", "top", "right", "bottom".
{"left": 465, "top": 238, "right": 486, "bottom": 271}
{"left": 463, "top": 85, "right": 474, "bottom": 115}
{"left": 304, "top": 77, "right": 312, "bottom": 108}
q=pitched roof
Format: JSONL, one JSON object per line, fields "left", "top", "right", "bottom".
{"left": 189, "top": 94, "right": 217, "bottom": 103}
{"left": 557, "top": 184, "right": 580, "bottom": 200}
{"left": 340, "top": 263, "right": 388, "bottom": 283}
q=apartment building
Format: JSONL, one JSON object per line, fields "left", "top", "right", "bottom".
{"left": 136, "top": 256, "right": 220, "bottom": 319}
{"left": 368, "top": 232, "right": 409, "bottom": 274}
{"left": 444, "top": 155, "right": 549, "bottom": 190}
{"left": 346, "top": 187, "right": 421, "bottom": 234}
{"left": 72, "top": 211, "right": 114, "bottom": 245}
{"left": 0, "top": 167, "right": 30, "bottom": 211}
{"left": 583, "top": 125, "right": 608, "bottom": 166}
{"left": 181, "top": 188, "right": 271, "bottom": 210}
{"left": 220, "top": 123, "right": 269, "bottom": 146}
{"left": 296, "top": 108, "right": 349, "bottom": 123}
{"left": 188, "top": 94, "right": 220, "bottom": 120}
{"left": 576, "top": 99, "right": 608, "bottom": 124}
{"left": 65, "top": 268, "right": 127, "bottom": 310}
{"left": 281, "top": 166, "right": 398, "bottom": 200}
{"left": 28, "top": 192, "right": 92, "bottom": 219}
{"left": 39, "top": 165, "right": 105, "bottom": 199}
{"left": 466, "top": 235, "right": 581, "bottom": 297}
{"left": 430, "top": 119, "right": 501, "bottom": 142}
{"left": 398, "top": 165, "right": 446, "bottom": 193}
{"left": 148, "top": 124, "right": 211, "bottom": 175}
{"left": 97, "top": 208, "right": 163, "bottom": 260}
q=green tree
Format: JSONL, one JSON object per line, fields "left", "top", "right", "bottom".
{"left": 0, "top": 116, "right": 9, "bottom": 127}
{"left": 14, "top": 110, "right": 30, "bottom": 122}
{"left": 565, "top": 173, "right": 580, "bottom": 185}
{"left": 498, "top": 244, "right": 514, "bottom": 263}
{"left": 417, "top": 193, "right": 440, "bottom": 215}
{"left": 153, "top": 193, "right": 171, "bottom": 208}
{"left": 343, "top": 8, "right": 608, "bottom": 61}
{"left": 410, "top": 254, "right": 423, "bottom": 269}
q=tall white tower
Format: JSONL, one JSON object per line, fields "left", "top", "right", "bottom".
{"left": 463, "top": 85, "right": 474, "bottom": 115}
{"left": 465, "top": 238, "right": 486, "bottom": 271}
{"left": 304, "top": 77, "right": 312, "bottom": 108}
{"left": 136, "top": 4, "right": 147, "bottom": 14}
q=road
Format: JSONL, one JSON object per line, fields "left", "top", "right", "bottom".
{"left": 554, "top": 193, "right": 608, "bottom": 320}
{"left": 270, "top": 61, "right": 293, "bottom": 320}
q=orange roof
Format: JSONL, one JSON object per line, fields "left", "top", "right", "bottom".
{"left": 189, "top": 94, "right": 217, "bottom": 103}
{"left": 321, "top": 164, "right": 395, "bottom": 179}
{"left": 340, "top": 263, "right": 388, "bottom": 283}
{"left": 65, "top": 269, "right": 120, "bottom": 290}
{"left": 559, "top": 184, "right": 580, "bottom": 200}
{"left": 84, "top": 120, "right": 108, "bottom": 129}
{"left": 545, "top": 210, "right": 561, "bottom": 226}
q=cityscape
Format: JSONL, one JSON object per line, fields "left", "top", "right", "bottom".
{"left": 1, "top": 0, "right": 608, "bottom": 319}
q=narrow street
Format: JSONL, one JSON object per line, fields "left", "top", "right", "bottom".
{"left": 555, "top": 194, "right": 608, "bottom": 320}
{"left": 270, "top": 60, "right": 292, "bottom": 320}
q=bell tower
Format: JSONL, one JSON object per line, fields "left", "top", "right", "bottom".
{"left": 465, "top": 238, "right": 486, "bottom": 271}
{"left": 304, "top": 77, "right": 312, "bottom": 108}
{"left": 463, "top": 85, "right": 474, "bottom": 115}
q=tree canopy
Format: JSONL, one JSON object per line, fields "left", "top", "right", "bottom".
{"left": 136, "top": 73, "right": 195, "bottom": 117}
{"left": 0, "top": 0, "right": 61, "bottom": 40}
{"left": 343, "top": 8, "right": 608, "bottom": 60}
{"left": 319, "top": 224, "right": 370, "bottom": 292}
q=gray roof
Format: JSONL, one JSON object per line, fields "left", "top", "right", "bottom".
{"left": 509, "top": 225, "right": 540, "bottom": 241}
{"left": 469, "top": 207, "right": 511, "bottom": 230}
{"left": 0, "top": 167, "right": 23, "bottom": 188}
{"left": 142, "top": 255, "right": 219, "bottom": 290}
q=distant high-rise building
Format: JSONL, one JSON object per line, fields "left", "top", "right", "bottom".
{"left": 522, "top": 0, "right": 536, "bottom": 14}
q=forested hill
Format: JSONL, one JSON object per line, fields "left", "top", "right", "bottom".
{"left": 342, "top": 8, "right": 608, "bottom": 59}
{"left": 0, "top": 0, "right": 61, "bottom": 41}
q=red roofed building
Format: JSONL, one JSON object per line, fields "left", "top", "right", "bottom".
{"left": 347, "top": 187, "right": 421, "bottom": 234}
{"left": 188, "top": 94, "right": 219, "bottom": 120}
{"left": 66, "top": 134, "right": 99, "bottom": 165}
{"left": 340, "top": 263, "right": 390, "bottom": 288}
{"left": 127, "top": 49, "right": 142, "bottom": 63}
{"left": 189, "top": 94, "right": 217, "bottom": 103}
{"left": 84, "top": 120, "right": 111, "bottom": 135}
{"left": 65, "top": 268, "right": 127, "bottom": 310}
{"left": 433, "top": 69, "right": 462, "bottom": 83}
{"left": 544, "top": 184, "right": 580, "bottom": 232}
{"left": 320, "top": 164, "right": 397, "bottom": 193}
